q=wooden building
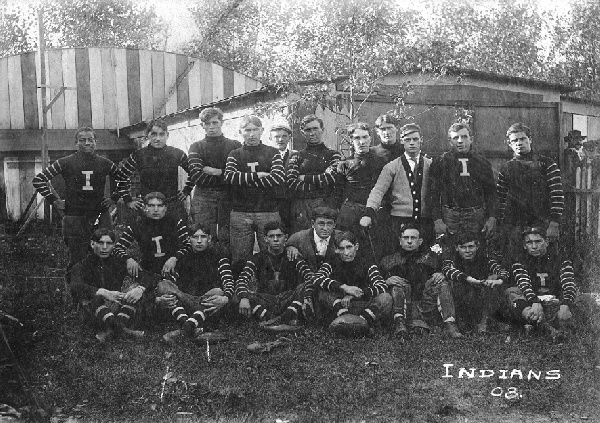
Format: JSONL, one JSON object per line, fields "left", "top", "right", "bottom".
{"left": 0, "top": 47, "right": 261, "bottom": 221}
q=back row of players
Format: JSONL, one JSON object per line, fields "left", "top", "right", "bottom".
{"left": 31, "top": 108, "right": 599, "bottom": 343}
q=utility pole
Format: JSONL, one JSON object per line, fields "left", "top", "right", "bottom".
{"left": 38, "top": 10, "right": 48, "bottom": 169}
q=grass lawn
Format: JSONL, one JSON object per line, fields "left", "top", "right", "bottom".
{"left": 1, "top": 226, "right": 599, "bottom": 422}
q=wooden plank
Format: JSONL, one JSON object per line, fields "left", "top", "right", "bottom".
{"left": 187, "top": 57, "right": 201, "bottom": 106}
{"left": 139, "top": 50, "right": 153, "bottom": 121}
{"left": 223, "top": 68, "right": 234, "bottom": 98}
{"left": 7, "top": 55, "right": 25, "bottom": 129}
{"left": 163, "top": 53, "right": 178, "bottom": 115}
{"left": 151, "top": 50, "right": 165, "bottom": 118}
{"left": 245, "top": 77, "right": 260, "bottom": 92}
{"left": 211, "top": 63, "right": 224, "bottom": 102}
{"left": 199, "top": 60, "right": 212, "bottom": 104}
{"left": 34, "top": 157, "right": 44, "bottom": 218}
{"left": 19, "top": 158, "right": 38, "bottom": 218}
{"left": 113, "top": 49, "right": 130, "bottom": 129}
{"left": 75, "top": 48, "right": 92, "bottom": 127}
{"left": 42, "top": 51, "right": 54, "bottom": 128}
{"left": 61, "top": 49, "right": 78, "bottom": 129}
{"left": 101, "top": 48, "right": 118, "bottom": 129}
{"left": 0, "top": 129, "right": 135, "bottom": 152}
{"left": 88, "top": 48, "right": 105, "bottom": 129}
{"left": 125, "top": 49, "right": 141, "bottom": 126}
{"left": 4, "top": 157, "right": 21, "bottom": 220}
{"left": 47, "top": 49, "right": 65, "bottom": 129}
{"left": 233, "top": 72, "right": 245, "bottom": 96}
{"left": 20, "top": 52, "right": 39, "bottom": 130}
{"left": 176, "top": 54, "right": 190, "bottom": 111}
{"left": 0, "top": 58, "right": 11, "bottom": 129}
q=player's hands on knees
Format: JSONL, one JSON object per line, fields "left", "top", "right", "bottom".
{"left": 359, "top": 216, "right": 372, "bottom": 228}
{"left": 202, "top": 295, "right": 229, "bottom": 314}
{"left": 530, "top": 302, "right": 544, "bottom": 323}
{"left": 557, "top": 304, "right": 572, "bottom": 321}
{"left": 53, "top": 198, "right": 66, "bottom": 211}
{"left": 239, "top": 298, "right": 251, "bottom": 317}
{"left": 124, "top": 286, "right": 145, "bottom": 304}
{"left": 176, "top": 190, "right": 188, "bottom": 202}
{"left": 126, "top": 258, "right": 140, "bottom": 278}
{"left": 431, "top": 272, "right": 445, "bottom": 285}
{"left": 162, "top": 257, "right": 177, "bottom": 277}
{"left": 481, "top": 217, "right": 497, "bottom": 238}
{"left": 286, "top": 246, "right": 300, "bottom": 261}
{"left": 155, "top": 294, "right": 177, "bottom": 308}
{"left": 341, "top": 284, "right": 363, "bottom": 298}
{"left": 302, "top": 298, "right": 315, "bottom": 319}
{"left": 341, "top": 295, "right": 353, "bottom": 308}
{"left": 127, "top": 199, "right": 144, "bottom": 211}
{"left": 386, "top": 276, "right": 408, "bottom": 287}
{"left": 97, "top": 288, "right": 124, "bottom": 303}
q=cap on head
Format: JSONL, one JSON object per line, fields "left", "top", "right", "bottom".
{"left": 521, "top": 226, "right": 546, "bottom": 240}
{"left": 270, "top": 122, "right": 292, "bottom": 135}
{"left": 399, "top": 123, "right": 422, "bottom": 138}
{"left": 564, "top": 129, "right": 587, "bottom": 143}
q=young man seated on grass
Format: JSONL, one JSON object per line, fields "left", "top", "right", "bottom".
{"left": 312, "top": 231, "right": 392, "bottom": 336}
{"left": 70, "top": 228, "right": 147, "bottom": 343}
{"left": 440, "top": 231, "right": 508, "bottom": 334}
{"left": 113, "top": 192, "right": 190, "bottom": 319}
{"left": 380, "top": 223, "right": 463, "bottom": 339}
{"left": 156, "top": 223, "right": 236, "bottom": 344}
{"left": 236, "top": 222, "right": 314, "bottom": 329}
{"left": 505, "top": 227, "right": 599, "bottom": 341}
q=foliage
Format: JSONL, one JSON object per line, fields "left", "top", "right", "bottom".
{"left": 0, "top": 2, "right": 34, "bottom": 57}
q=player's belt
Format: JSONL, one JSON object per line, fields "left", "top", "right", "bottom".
{"left": 442, "top": 205, "right": 483, "bottom": 212}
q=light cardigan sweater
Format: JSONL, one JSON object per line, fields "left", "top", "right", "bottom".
{"left": 365, "top": 153, "right": 432, "bottom": 219}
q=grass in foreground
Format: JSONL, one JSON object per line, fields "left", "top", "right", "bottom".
{"left": 1, "top": 229, "right": 599, "bottom": 422}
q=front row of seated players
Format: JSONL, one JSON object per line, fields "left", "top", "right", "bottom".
{"left": 70, "top": 199, "right": 597, "bottom": 344}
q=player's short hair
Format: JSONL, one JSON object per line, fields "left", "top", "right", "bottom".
{"left": 301, "top": 114, "right": 324, "bottom": 130}
{"left": 454, "top": 231, "right": 480, "bottom": 246}
{"left": 91, "top": 227, "right": 116, "bottom": 243}
{"left": 239, "top": 115, "right": 262, "bottom": 129}
{"left": 199, "top": 107, "right": 224, "bottom": 123}
{"left": 347, "top": 122, "right": 371, "bottom": 137}
{"left": 263, "top": 221, "right": 288, "bottom": 235}
{"left": 447, "top": 122, "right": 472, "bottom": 139}
{"left": 311, "top": 207, "right": 338, "bottom": 222}
{"left": 374, "top": 114, "right": 398, "bottom": 128}
{"left": 190, "top": 222, "right": 211, "bottom": 236}
{"left": 75, "top": 126, "right": 96, "bottom": 141}
{"left": 506, "top": 122, "right": 531, "bottom": 141}
{"left": 398, "top": 222, "right": 421, "bottom": 237}
{"left": 334, "top": 231, "right": 357, "bottom": 247}
{"left": 145, "top": 118, "right": 168, "bottom": 135}
{"left": 521, "top": 226, "right": 546, "bottom": 240}
{"left": 399, "top": 123, "right": 422, "bottom": 138}
{"left": 144, "top": 191, "right": 166, "bottom": 204}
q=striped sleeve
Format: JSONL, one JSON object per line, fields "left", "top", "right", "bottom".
{"left": 224, "top": 154, "right": 261, "bottom": 186}
{"left": 545, "top": 161, "right": 564, "bottom": 222}
{"left": 364, "top": 264, "right": 387, "bottom": 297}
{"left": 286, "top": 155, "right": 313, "bottom": 192}
{"left": 113, "top": 225, "right": 136, "bottom": 261}
{"left": 109, "top": 162, "right": 130, "bottom": 202}
{"left": 118, "top": 153, "right": 138, "bottom": 199}
{"left": 32, "top": 159, "right": 64, "bottom": 203}
{"left": 175, "top": 219, "right": 191, "bottom": 260}
{"left": 496, "top": 169, "right": 509, "bottom": 223}
{"left": 235, "top": 259, "right": 257, "bottom": 299}
{"left": 441, "top": 259, "right": 469, "bottom": 284}
{"left": 511, "top": 262, "right": 539, "bottom": 304}
{"left": 188, "top": 144, "right": 220, "bottom": 187}
{"left": 177, "top": 151, "right": 195, "bottom": 195}
{"left": 295, "top": 258, "right": 316, "bottom": 299}
{"left": 313, "top": 262, "right": 342, "bottom": 291}
{"left": 217, "top": 257, "right": 235, "bottom": 299}
{"left": 488, "top": 259, "right": 510, "bottom": 281}
{"left": 255, "top": 153, "right": 285, "bottom": 188}
{"left": 559, "top": 260, "right": 577, "bottom": 305}
{"left": 303, "top": 151, "right": 341, "bottom": 188}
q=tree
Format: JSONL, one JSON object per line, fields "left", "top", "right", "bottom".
{"left": 39, "top": 0, "right": 166, "bottom": 49}
{"left": 0, "top": 2, "right": 34, "bottom": 57}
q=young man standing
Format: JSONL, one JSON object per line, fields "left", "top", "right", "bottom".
{"left": 313, "top": 231, "right": 392, "bottom": 336}
{"left": 429, "top": 123, "right": 497, "bottom": 243}
{"left": 287, "top": 115, "right": 341, "bottom": 233}
{"left": 236, "top": 222, "right": 313, "bottom": 326}
{"left": 188, "top": 108, "right": 242, "bottom": 246}
{"left": 360, "top": 123, "right": 434, "bottom": 253}
{"left": 224, "top": 115, "right": 285, "bottom": 262}
{"left": 371, "top": 114, "right": 403, "bottom": 162}
{"left": 32, "top": 127, "right": 128, "bottom": 278}
{"left": 495, "top": 123, "right": 564, "bottom": 258}
{"left": 156, "top": 223, "right": 235, "bottom": 343}
{"left": 119, "top": 119, "right": 193, "bottom": 221}
{"left": 70, "top": 228, "right": 146, "bottom": 343}
{"left": 270, "top": 123, "right": 296, "bottom": 231}
{"left": 336, "top": 122, "right": 388, "bottom": 240}
{"left": 380, "top": 224, "right": 462, "bottom": 338}
{"left": 441, "top": 231, "right": 508, "bottom": 333}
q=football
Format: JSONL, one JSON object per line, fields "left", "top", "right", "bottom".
{"left": 328, "top": 314, "right": 371, "bottom": 337}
